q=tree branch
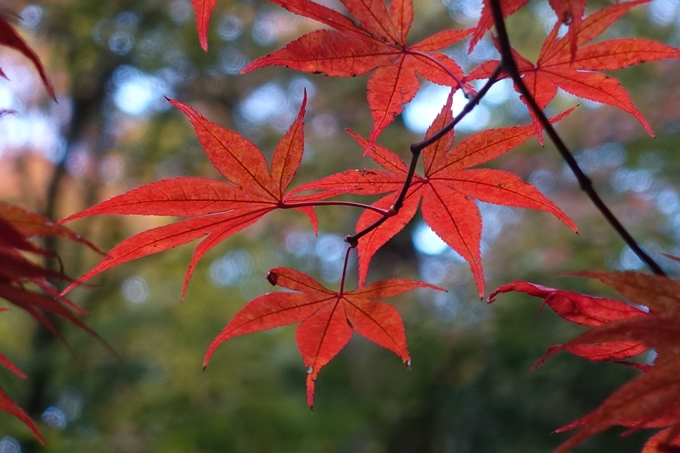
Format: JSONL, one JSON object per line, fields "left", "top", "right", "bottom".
{"left": 345, "top": 72, "right": 501, "bottom": 248}
{"left": 487, "top": 0, "right": 666, "bottom": 277}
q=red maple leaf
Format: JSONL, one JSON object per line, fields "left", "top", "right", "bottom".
{"left": 0, "top": 201, "right": 102, "bottom": 254}
{"left": 0, "top": 14, "right": 54, "bottom": 99}
{"left": 468, "top": 0, "right": 529, "bottom": 53}
{"left": 469, "top": 0, "right": 586, "bottom": 59}
{"left": 549, "top": 0, "right": 586, "bottom": 58}
{"left": 191, "top": 0, "right": 218, "bottom": 51}
{"left": 641, "top": 428, "right": 680, "bottom": 453}
{"left": 0, "top": 215, "right": 114, "bottom": 356}
{"left": 293, "top": 92, "right": 577, "bottom": 296}
{"left": 0, "top": 203, "right": 112, "bottom": 443}
{"left": 241, "top": 0, "right": 471, "bottom": 147}
{"left": 0, "top": 306, "right": 44, "bottom": 443}
{"left": 203, "top": 266, "right": 442, "bottom": 408}
{"left": 489, "top": 280, "right": 647, "bottom": 367}
{"left": 491, "top": 272, "right": 680, "bottom": 452}
{"left": 555, "top": 353, "right": 680, "bottom": 453}
{"left": 61, "top": 93, "right": 336, "bottom": 298}
{"left": 0, "top": 310, "right": 26, "bottom": 380}
{"left": 469, "top": 0, "right": 680, "bottom": 141}
{"left": 0, "top": 209, "right": 106, "bottom": 337}
{"left": 0, "top": 387, "right": 44, "bottom": 444}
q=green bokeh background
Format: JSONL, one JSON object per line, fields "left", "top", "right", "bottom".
{"left": 1, "top": 0, "right": 680, "bottom": 451}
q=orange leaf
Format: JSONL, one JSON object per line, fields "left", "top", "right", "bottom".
{"left": 468, "top": 0, "right": 529, "bottom": 52}
{"left": 548, "top": 0, "right": 586, "bottom": 59}
{"left": 642, "top": 428, "right": 680, "bottom": 453}
{"left": 489, "top": 280, "right": 647, "bottom": 326}
{"left": 204, "top": 267, "right": 442, "bottom": 408}
{"left": 497, "top": 272, "right": 680, "bottom": 451}
{"left": 469, "top": 0, "right": 678, "bottom": 138}
{"left": 556, "top": 356, "right": 680, "bottom": 453}
{"left": 490, "top": 280, "right": 647, "bottom": 366}
{"left": 242, "top": 0, "right": 471, "bottom": 146}
{"left": 573, "top": 271, "right": 680, "bottom": 313}
{"left": 62, "top": 93, "right": 335, "bottom": 297}
{"left": 313, "top": 97, "right": 576, "bottom": 294}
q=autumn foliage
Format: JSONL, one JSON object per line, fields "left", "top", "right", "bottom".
{"left": 3, "top": 0, "right": 680, "bottom": 451}
{"left": 490, "top": 271, "right": 680, "bottom": 452}
{"left": 0, "top": 202, "right": 107, "bottom": 444}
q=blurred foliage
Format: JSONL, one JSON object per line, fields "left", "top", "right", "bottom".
{"left": 1, "top": 0, "right": 680, "bottom": 452}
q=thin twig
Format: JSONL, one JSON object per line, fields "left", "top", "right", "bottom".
{"left": 338, "top": 246, "right": 353, "bottom": 297}
{"left": 487, "top": 0, "right": 666, "bottom": 276}
{"left": 281, "top": 200, "right": 389, "bottom": 216}
{"left": 345, "top": 72, "right": 501, "bottom": 248}
{"left": 411, "top": 63, "right": 502, "bottom": 154}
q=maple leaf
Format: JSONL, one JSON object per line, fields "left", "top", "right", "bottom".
{"left": 492, "top": 272, "right": 680, "bottom": 452}
{"left": 0, "top": 310, "right": 26, "bottom": 380}
{"left": 488, "top": 280, "right": 647, "bottom": 366}
{"left": 293, "top": 92, "right": 577, "bottom": 296}
{"left": 469, "top": 0, "right": 586, "bottom": 58}
{"left": 468, "top": 0, "right": 680, "bottom": 141}
{"left": 203, "top": 266, "right": 442, "bottom": 408}
{"left": 0, "top": 14, "right": 55, "bottom": 99}
{"left": 0, "top": 387, "right": 45, "bottom": 444}
{"left": 0, "top": 201, "right": 102, "bottom": 254}
{"left": 0, "top": 203, "right": 114, "bottom": 443}
{"left": 0, "top": 212, "right": 115, "bottom": 355}
{"left": 468, "top": 0, "right": 528, "bottom": 53}
{"left": 642, "top": 428, "right": 680, "bottom": 453}
{"left": 191, "top": 0, "right": 218, "bottom": 51}
{"left": 663, "top": 254, "right": 680, "bottom": 264}
{"left": 61, "top": 93, "right": 337, "bottom": 298}
{"left": 549, "top": 0, "right": 586, "bottom": 59}
{"left": 0, "top": 307, "right": 43, "bottom": 443}
{"left": 241, "top": 0, "right": 472, "bottom": 147}
{"left": 555, "top": 354, "right": 680, "bottom": 453}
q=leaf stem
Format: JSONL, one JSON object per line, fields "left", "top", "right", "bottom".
{"left": 411, "top": 63, "right": 503, "bottom": 154}
{"left": 407, "top": 49, "right": 472, "bottom": 98}
{"left": 338, "top": 246, "right": 353, "bottom": 297}
{"left": 281, "top": 200, "right": 389, "bottom": 216}
{"left": 346, "top": 212, "right": 390, "bottom": 248}
{"left": 487, "top": 0, "right": 666, "bottom": 277}
{"left": 345, "top": 73, "right": 501, "bottom": 248}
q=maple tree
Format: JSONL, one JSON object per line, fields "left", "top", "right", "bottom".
{"left": 3, "top": 0, "right": 680, "bottom": 451}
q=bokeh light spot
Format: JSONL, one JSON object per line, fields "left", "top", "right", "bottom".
{"left": 122, "top": 276, "right": 149, "bottom": 304}
{"left": 413, "top": 222, "right": 448, "bottom": 256}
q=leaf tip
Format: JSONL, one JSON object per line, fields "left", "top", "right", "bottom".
{"left": 59, "top": 282, "right": 77, "bottom": 298}
{"left": 239, "top": 62, "right": 257, "bottom": 74}
{"left": 266, "top": 271, "right": 279, "bottom": 286}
